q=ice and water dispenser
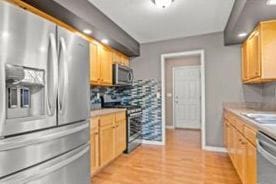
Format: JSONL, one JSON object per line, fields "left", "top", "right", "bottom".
{"left": 5, "top": 64, "right": 45, "bottom": 119}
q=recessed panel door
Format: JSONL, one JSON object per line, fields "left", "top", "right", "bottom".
{"left": 173, "top": 66, "right": 201, "bottom": 129}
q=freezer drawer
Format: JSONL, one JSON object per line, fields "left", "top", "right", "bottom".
{"left": 0, "top": 121, "right": 89, "bottom": 178}
{"left": 0, "top": 143, "right": 90, "bottom": 184}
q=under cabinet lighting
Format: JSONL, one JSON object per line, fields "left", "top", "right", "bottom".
{"left": 238, "top": 33, "right": 248, "bottom": 38}
{"left": 101, "top": 39, "right": 109, "bottom": 45}
{"left": 82, "top": 29, "right": 92, "bottom": 34}
{"left": 267, "top": 0, "right": 276, "bottom": 5}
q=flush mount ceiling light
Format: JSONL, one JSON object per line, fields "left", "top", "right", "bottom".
{"left": 154, "top": 0, "right": 173, "bottom": 9}
{"left": 238, "top": 32, "right": 248, "bottom": 38}
{"left": 82, "top": 29, "right": 92, "bottom": 34}
{"left": 267, "top": 0, "right": 276, "bottom": 5}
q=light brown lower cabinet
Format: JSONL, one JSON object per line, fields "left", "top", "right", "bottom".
{"left": 224, "top": 111, "right": 257, "bottom": 184}
{"left": 90, "top": 111, "right": 126, "bottom": 176}
{"left": 246, "top": 142, "right": 257, "bottom": 184}
{"left": 90, "top": 117, "right": 100, "bottom": 175}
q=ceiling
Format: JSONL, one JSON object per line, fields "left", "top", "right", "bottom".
{"left": 88, "top": 0, "right": 235, "bottom": 43}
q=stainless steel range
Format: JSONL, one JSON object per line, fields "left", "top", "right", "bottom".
{"left": 101, "top": 96, "right": 142, "bottom": 153}
{"left": 0, "top": 1, "right": 90, "bottom": 183}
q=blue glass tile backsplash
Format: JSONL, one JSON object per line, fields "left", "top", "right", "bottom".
{"left": 91, "top": 80, "right": 162, "bottom": 142}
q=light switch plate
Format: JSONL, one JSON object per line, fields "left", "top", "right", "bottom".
{"left": 156, "top": 92, "right": 161, "bottom": 99}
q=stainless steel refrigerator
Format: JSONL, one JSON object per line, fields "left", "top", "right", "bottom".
{"left": 0, "top": 1, "right": 90, "bottom": 183}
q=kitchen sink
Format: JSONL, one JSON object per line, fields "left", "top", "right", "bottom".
{"left": 242, "top": 113, "right": 276, "bottom": 125}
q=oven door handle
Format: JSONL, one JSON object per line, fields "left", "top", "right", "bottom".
{"left": 257, "top": 139, "right": 276, "bottom": 165}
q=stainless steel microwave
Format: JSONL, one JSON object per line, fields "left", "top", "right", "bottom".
{"left": 113, "top": 64, "right": 133, "bottom": 86}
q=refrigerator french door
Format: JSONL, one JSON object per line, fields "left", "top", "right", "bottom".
{"left": 0, "top": 0, "right": 58, "bottom": 137}
{"left": 57, "top": 26, "right": 89, "bottom": 126}
{"left": 0, "top": 1, "right": 90, "bottom": 183}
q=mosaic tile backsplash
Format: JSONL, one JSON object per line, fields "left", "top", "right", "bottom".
{"left": 91, "top": 80, "right": 162, "bottom": 142}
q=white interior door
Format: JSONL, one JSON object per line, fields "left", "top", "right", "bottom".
{"left": 173, "top": 66, "right": 201, "bottom": 129}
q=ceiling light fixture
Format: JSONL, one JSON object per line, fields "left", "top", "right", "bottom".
{"left": 154, "top": 0, "right": 173, "bottom": 9}
{"left": 267, "top": 0, "right": 276, "bottom": 5}
{"left": 238, "top": 32, "right": 248, "bottom": 38}
{"left": 101, "top": 39, "right": 109, "bottom": 44}
{"left": 82, "top": 29, "right": 92, "bottom": 34}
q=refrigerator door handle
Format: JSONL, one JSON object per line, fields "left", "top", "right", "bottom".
{"left": 58, "top": 37, "right": 68, "bottom": 115}
{"left": 47, "top": 33, "right": 58, "bottom": 116}
{"left": 0, "top": 144, "right": 89, "bottom": 184}
{"left": 0, "top": 123, "right": 88, "bottom": 151}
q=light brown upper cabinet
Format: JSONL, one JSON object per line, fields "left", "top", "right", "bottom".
{"left": 112, "top": 51, "right": 129, "bottom": 66}
{"left": 89, "top": 43, "right": 113, "bottom": 86}
{"left": 242, "top": 20, "right": 276, "bottom": 83}
{"left": 99, "top": 45, "right": 113, "bottom": 85}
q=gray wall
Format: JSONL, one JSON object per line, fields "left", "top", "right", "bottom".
{"left": 130, "top": 32, "right": 263, "bottom": 147}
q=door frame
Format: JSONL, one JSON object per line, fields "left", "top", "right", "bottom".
{"left": 161, "top": 50, "right": 206, "bottom": 149}
{"left": 172, "top": 65, "right": 201, "bottom": 129}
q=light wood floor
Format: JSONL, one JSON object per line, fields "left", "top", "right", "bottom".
{"left": 92, "top": 129, "right": 241, "bottom": 184}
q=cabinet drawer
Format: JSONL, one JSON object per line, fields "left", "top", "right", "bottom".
{"left": 224, "top": 111, "right": 232, "bottom": 121}
{"left": 232, "top": 116, "right": 244, "bottom": 133}
{"left": 99, "top": 114, "right": 115, "bottom": 127}
{"left": 244, "top": 126, "right": 257, "bottom": 146}
{"left": 116, "top": 111, "right": 126, "bottom": 122}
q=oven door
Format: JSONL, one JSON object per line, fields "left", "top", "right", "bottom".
{"left": 113, "top": 64, "right": 133, "bottom": 86}
{"left": 128, "top": 112, "right": 142, "bottom": 143}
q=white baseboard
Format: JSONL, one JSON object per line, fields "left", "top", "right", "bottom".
{"left": 166, "top": 126, "right": 175, "bottom": 129}
{"left": 141, "top": 140, "right": 164, "bottom": 145}
{"left": 203, "top": 146, "right": 227, "bottom": 153}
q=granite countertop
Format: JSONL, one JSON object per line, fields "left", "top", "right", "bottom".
{"left": 91, "top": 108, "right": 126, "bottom": 117}
{"left": 224, "top": 103, "right": 276, "bottom": 140}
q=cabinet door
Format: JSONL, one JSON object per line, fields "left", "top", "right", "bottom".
{"left": 261, "top": 21, "right": 276, "bottom": 79}
{"left": 99, "top": 124, "right": 114, "bottom": 166}
{"left": 99, "top": 46, "right": 113, "bottom": 85}
{"left": 224, "top": 120, "right": 229, "bottom": 148}
{"left": 239, "top": 133, "right": 247, "bottom": 184}
{"left": 248, "top": 31, "right": 261, "bottom": 79}
{"left": 121, "top": 55, "right": 129, "bottom": 66}
{"left": 90, "top": 118, "right": 99, "bottom": 175}
{"left": 112, "top": 51, "right": 121, "bottom": 65}
{"left": 90, "top": 128, "right": 99, "bottom": 175}
{"left": 246, "top": 142, "right": 257, "bottom": 184}
{"left": 242, "top": 42, "right": 250, "bottom": 81}
{"left": 99, "top": 114, "right": 115, "bottom": 166}
{"left": 90, "top": 43, "right": 100, "bottom": 84}
{"left": 114, "top": 120, "right": 126, "bottom": 157}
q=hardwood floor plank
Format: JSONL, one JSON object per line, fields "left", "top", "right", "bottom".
{"left": 92, "top": 129, "right": 241, "bottom": 184}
